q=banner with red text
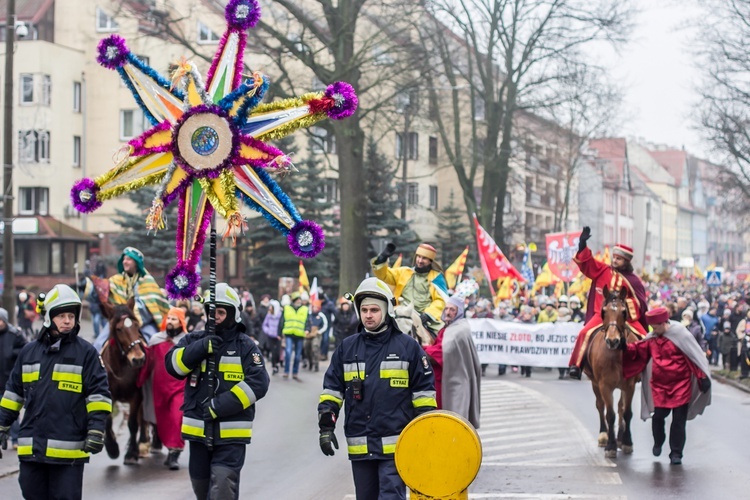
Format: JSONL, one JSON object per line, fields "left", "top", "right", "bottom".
{"left": 545, "top": 231, "right": 582, "bottom": 282}
{"left": 469, "top": 318, "right": 578, "bottom": 367}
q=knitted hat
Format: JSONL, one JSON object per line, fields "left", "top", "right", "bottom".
{"left": 442, "top": 295, "right": 465, "bottom": 323}
{"left": 117, "top": 246, "right": 146, "bottom": 276}
{"left": 612, "top": 244, "right": 634, "bottom": 261}
{"left": 646, "top": 307, "right": 669, "bottom": 325}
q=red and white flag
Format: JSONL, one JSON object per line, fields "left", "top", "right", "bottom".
{"left": 309, "top": 277, "right": 319, "bottom": 304}
{"left": 473, "top": 214, "right": 525, "bottom": 286}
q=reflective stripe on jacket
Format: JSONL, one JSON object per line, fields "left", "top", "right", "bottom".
{"left": 0, "top": 333, "right": 111, "bottom": 464}
{"left": 318, "top": 322, "right": 437, "bottom": 460}
{"left": 165, "top": 323, "right": 269, "bottom": 446}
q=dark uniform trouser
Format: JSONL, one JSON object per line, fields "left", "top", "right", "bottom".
{"left": 351, "top": 459, "right": 405, "bottom": 500}
{"left": 189, "top": 441, "right": 246, "bottom": 500}
{"left": 652, "top": 403, "right": 689, "bottom": 459}
{"left": 18, "top": 461, "right": 84, "bottom": 500}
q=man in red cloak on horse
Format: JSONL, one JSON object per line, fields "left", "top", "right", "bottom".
{"left": 568, "top": 226, "right": 649, "bottom": 380}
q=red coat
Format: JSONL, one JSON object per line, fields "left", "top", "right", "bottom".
{"left": 575, "top": 247, "right": 648, "bottom": 333}
{"left": 137, "top": 332, "right": 185, "bottom": 449}
{"left": 623, "top": 336, "right": 706, "bottom": 408}
{"left": 424, "top": 328, "right": 445, "bottom": 408}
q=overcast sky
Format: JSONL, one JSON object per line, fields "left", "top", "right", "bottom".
{"left": 592, "top": 0, "right": 707, "bottom": 156}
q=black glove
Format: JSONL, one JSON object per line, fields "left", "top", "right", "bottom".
{"left": 318, "top": 411, "right": 336, "bottom": 431}
{"left": 420, "top": 312, "right": 431, "bottom": 328}
{"left": 203, "top": 401, "right": 217, "bottom": 421}
{"left": 0, "top": 425, "right": 9, "bottom": 458}
{"left": 578, "top": 226, "right": 591, "bottom": 252}
{"left": 319, "top": 430, "right": 339, "bottom": 456}
{"left": 83, "top": 430, "right": 105, "bottom": 454}
{"left": 698, "top": 377, "right": 711, "bottom": 393}
{"left": 374, "top": 243, "right": 396, "bottom": 265}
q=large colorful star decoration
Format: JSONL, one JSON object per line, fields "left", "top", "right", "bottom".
{"left": 70, "top": 0, "right": 357, "bottom": 299}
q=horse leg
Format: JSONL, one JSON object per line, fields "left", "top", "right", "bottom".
{"left": 601, "top": 386, "right": 618, "bottom": 458}
{"left": 620, "top": 381, "right": 635, "bottom": 454}
{"left": 104, "top": 413, "right": 120, "bottom": 459}
{"left": 124, "top": 396, "right": 142, "bottom": 465}
{"left": 591, "top": 382, "right": 607, "bottom": 447}
{"left": 617, "top": 393, "right": 625, "bottom": 448}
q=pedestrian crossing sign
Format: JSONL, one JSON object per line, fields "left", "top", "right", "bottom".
{"left": 706, "top": 271, "right": 722, "bottom": 287}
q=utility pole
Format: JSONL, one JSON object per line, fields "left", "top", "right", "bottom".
{"left": 2, "top": 0, "right": 16, "bottom": 314}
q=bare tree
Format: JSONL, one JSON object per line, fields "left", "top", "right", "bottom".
{"left": 417, "top": 0, "right": 633, "bottom": 249}
{"left": 695, "top": 0, "right": 750, "bottom": 212}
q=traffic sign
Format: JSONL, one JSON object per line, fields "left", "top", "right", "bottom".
{"left": 706, "top": 270, "right": 722, "bottom": 287}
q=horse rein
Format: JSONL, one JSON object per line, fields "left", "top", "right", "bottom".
{"left": 100, "top": 316, "right": 147, "bottom": 380}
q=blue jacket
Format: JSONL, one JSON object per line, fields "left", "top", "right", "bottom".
{"left": 700, "top": 313, "right": 719, "bottom": 341}
{"left": 0, "top": 328, "right": 112, "bottom": 464}
{"left": 318, "top": 321, "right": 436, "bottom": 460}
{"left": 166, "top": 322, "right": 269, "bottom": 446}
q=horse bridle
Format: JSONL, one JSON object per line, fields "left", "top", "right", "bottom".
{"left": 111, "top": 315, "right": 146, "bottom": 358}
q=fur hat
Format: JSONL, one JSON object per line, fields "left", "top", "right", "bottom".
{"left": 612, "top": 244, "right": 634, "bottom": 261}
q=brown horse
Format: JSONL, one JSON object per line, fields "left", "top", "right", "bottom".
{"left": 100, "top": 298, "right": 148, "bottom": 465}
{"left": 583, "top": 285, "right": 640, "bottom": 458}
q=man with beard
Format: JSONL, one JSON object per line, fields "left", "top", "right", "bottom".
{"left": 568, "top": 227, "right": 649, "bottom": 380}
{"left": 166, "top": 283, "right": 269, "bottom": 500}
{"left": 0, "top": 285, "right": 111, "bottom": 499}
{"left": 424, "top": 295, "right": 481, "bottom": 428}
{"left": 138, "top": 307, "right": 188, "bottom": 470}
{"left": 371, "top": 242, "right": 448, "bottom": 335}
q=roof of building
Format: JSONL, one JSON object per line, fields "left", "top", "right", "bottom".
{"left": 648, "top": 149, "right": 687, "bottom": 185}
{"left": 627, "top": 142, "right": 675, "bottom": 185}
{"left": 587, "top": 138, "right": 629, "bottom": 187}
{"left": 1, "top": 215, "right": 98, "bottom": 241}
{"left": 0, "top": 0, "right": 54, "bottom": 24}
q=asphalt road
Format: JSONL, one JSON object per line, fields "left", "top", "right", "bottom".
{"left": 1, "top": 332, "right": 749, "bottom": 499}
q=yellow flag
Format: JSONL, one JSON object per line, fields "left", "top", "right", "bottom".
{"left": 298, "top": 260, "right": 309, "bottom": 290}
{"left": 706, "top": 262, "right": 716, "bottom": 271}
{"left": 694, "top": 263, "right": 704, "bottom": 280}
{"left": 602, "top": 246, "right": 611, "bottom": 265}
{"left": 554, "top": 281, "right": 564, "bottom": 297}
{"left": 532, "top": 263, "right": 560, "bottom": 294}
{"left": 393, "top": 253, "right": 403, "bottom": 268}
{"left": 445, "top": 246, "right": 470, "bottom": 289}
{"left": 496, "top": 276, "right": 513, "bottom": 301}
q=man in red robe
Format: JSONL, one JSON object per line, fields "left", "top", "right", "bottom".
{"left": 138, "top": 307, "right": 187, "bottom": 469}
{"left": 622, "top": 307, "right": 711, "bottom": 465}
{"left": 568, "top": 227, "right": 649, "bottom": 379}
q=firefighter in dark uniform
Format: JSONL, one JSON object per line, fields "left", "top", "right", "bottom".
{"left": 0, "top": 284, "right": 111, "bottom": 500}
{"left": 317, "top": 277, "right": 437, "bottom": 500}
{"left": 166, "top": 283, "right": 269, "bottom": 500}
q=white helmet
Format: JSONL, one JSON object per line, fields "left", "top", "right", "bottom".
{"left": 559, "top": 295, "right": 569, "bottom": 303}
{"left": 353, "top": 278, "right": 396, "bottom": 319}
{"left": 570, "top": 296, "right": 581, "bottom": 304}
{"left": 40, "top": 284, "right": 82, "bottom": 328}
{"left": 211, "top": 283, "right": 242, "bottom": 322}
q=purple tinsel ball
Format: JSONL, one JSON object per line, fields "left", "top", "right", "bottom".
{"left": 70, "top": 178, "right": 102, "bottom": 213}
{"left": 96, "top": 35, "right": 130, "bottom": 69}
{"left": 225, "top": 0, "right": 261, "bottom": 31}
{"left": 288, "top": 220, "right": 325, "bottom": 259}
{"left": 166, "top": 263, "right": 200, "bottom": 299}
{"left": 325, "top": 82, "right": 358, "bottom": 120}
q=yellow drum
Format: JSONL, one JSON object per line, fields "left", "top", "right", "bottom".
{"left": 394, "top": 410, "right": 482, "bottom": 499}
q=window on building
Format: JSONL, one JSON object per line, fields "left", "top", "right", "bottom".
{"left": 605, "top": 225, "right": 614, "bottom": 244}
{"left": 310, "top": 126, "right": 336, "bottom": 154}
{"left": 395, "top": 89, "right": 418, "bottom": 114}
{"left": 311, "top": 76, "right": 326, "bottom": 92}
{"left": 604, "top": 191, "right": 614, "bottom": 213}
{"left": 525, "top": 176, "right": 533, "bottom": 202}
{"left": 429, "top": 136, "right": 438, "bottom": 165}
{"left": 396, "top": 132, "right": 418, "bottom": 160}
{"left": 41, "top": 75, "right": 51, "bottom": 106}
{"left": 197, "top": 21, "right": 221, "bottom": 43}
{"left": 73, "top": 81, "right": 81, "bottom": 112}
{"left": 73, "top": 136, "right": 81, "bottom": 167}
{"left": 20, "top": 74, "right": 33, "bottom": 104}
{"left": 473, "top": 98, "right": 485, "bottom": 121}
{"left": 18, "top": 187, "right": 49, "bottom": 215}
{"left": 372, "top": 44, "right": 395, "bottom": 65}
{"left": 96, "top": 7, "right": 119, "bottom": 32}
{"left": 120, "top": 109, "right": 146, "bottom": 140}
{"left": 18, "top": 130, "right": 36, "bottom": 163}
{"left": 407, "top": 182, "right": 419, "bottom": 206}
{"left": 429, "top": 185, "right": 438, "bottom": 210}
{"left": 18, "top": 130, "right": 50, "bottom": 163}
{"left": 320, "top": 178, "right": 338, "bottom": 203}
